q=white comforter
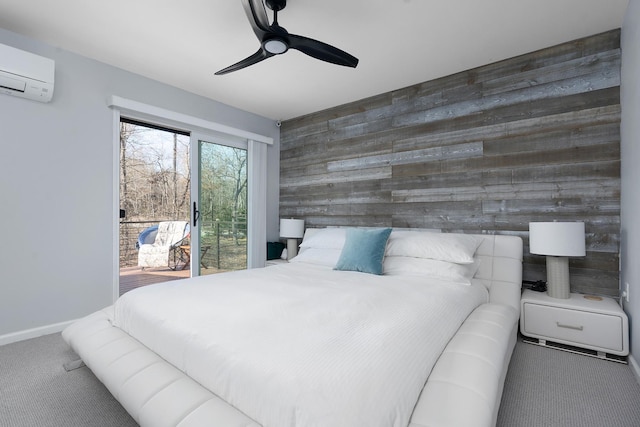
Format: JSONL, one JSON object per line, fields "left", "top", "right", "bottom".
{"left": 113, "top": 262, "right": 488, "bottom": 427}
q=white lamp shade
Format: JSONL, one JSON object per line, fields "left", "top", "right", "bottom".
{"left": 529, "top": 222, "right": 586, "bottom": 257}
{"left": 280, "top": 218, "right": 305, "bottom": 239}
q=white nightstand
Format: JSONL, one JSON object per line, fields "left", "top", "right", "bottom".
{"left": 520, "top": 289, "right": 629, "bottom": 360}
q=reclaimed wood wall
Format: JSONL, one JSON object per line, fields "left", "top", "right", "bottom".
{"left": 280, "top": 30, "right": 621, "bottom": 297}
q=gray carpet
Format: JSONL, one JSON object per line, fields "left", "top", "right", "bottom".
{"left": 497, "top": 340, "right": 640, "bottom": 427}
{"left": 1, "top": 333, "right": 640, "bottom": 427}
{"left": 0, "top": 333, "right": 137, "bottom": 427}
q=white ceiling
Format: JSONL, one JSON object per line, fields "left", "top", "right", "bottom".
{"left": 0, "top": 0, "right": 629, "bottom": 121}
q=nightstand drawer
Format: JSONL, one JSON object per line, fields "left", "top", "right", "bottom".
{"left": 522, "top": 303, "right": 624, "bottom": 353}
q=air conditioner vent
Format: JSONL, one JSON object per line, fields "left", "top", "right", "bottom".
{"left": 0, "top": 43, "right": 54, "bottom": 103}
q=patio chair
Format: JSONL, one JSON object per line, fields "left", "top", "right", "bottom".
{"left": 137, "top": 221, "right": 189, "bottom": 269}
{"left": 136, "top": 225, "right": 158, "bottom": 250}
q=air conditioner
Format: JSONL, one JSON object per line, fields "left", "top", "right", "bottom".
{"left": 0, "top": 43, "right": 54, "bottom": 103}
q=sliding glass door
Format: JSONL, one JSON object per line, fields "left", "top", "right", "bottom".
{"left": 117, "top": 122, "right": 250, "bottom": 295}
{"left": 190, "top": 135, "right": 248, "bottom": 276}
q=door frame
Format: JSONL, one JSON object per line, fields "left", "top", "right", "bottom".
{"left": 110, "top": 96, "right": 272, "bottom": 303}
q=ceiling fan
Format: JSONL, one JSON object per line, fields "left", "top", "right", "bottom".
{"left": 215, "top": 0, "right": 359, "bottom": 75}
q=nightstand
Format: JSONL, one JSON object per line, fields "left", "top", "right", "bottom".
{"left": 520, "top": 289, "right": 629, "bottom": 359}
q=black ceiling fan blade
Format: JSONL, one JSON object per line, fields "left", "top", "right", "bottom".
{"left": 288, "top": 34, "right": 359, "bottom": 68}
{"left": 215, "top": 49, "right": 274, "bottom": 75}
{"left": 242, "top": 0, "right": 271, "bottom": 40}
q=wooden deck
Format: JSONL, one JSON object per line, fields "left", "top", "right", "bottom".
{"left": 119, "top": 266, "right": 226, "bottom": 296}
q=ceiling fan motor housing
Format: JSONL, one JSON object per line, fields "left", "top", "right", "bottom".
{"left": 265, "top": 0, "right": 286, "bottom": 12}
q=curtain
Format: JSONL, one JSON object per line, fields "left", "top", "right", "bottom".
{"left": 247, "top": 140, "right": 267, "bottom": 268}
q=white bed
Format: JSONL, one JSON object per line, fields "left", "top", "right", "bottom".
{"left": 63, "top": 229, "right": 522, "bottom": 427}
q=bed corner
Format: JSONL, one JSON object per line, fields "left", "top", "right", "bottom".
{"left": 409, "top": 233, "right": 523, "bottom": 427}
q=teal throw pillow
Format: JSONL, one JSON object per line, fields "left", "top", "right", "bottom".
{"left": 334, "top": 228, "right": 392, "bottom": 275}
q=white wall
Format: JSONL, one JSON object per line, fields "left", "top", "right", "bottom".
{"left": 0, "top": 28, "right": 280, "bottom": 341}
{"left": 621, "top": 0, "right": 640, "bottom": 365}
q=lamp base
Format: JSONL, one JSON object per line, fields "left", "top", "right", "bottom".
{"left": 546, "top": 256, "right": 570, "bottom": 299}
{"left": 286, "top": 238, "right": 298, "bottom": 260}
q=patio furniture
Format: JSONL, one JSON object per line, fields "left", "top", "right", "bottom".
{"left": 177, "top": 245, "right": 212, "bottom": 270}
{"left": 137, "top": 221, "right": 189, "bottom": 269}
{"left": 136, "top": 225, "right": 158, "bottom": 250}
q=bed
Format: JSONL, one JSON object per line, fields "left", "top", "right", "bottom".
{"left": 63, "top": 228, "right": 522, "bottom": 427}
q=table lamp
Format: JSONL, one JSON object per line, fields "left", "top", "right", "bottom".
{"left": 529, "top": 221, "right": 586, "bottom": 299}
{"left": 280, "top": 218, "right": 305, "bottom": 260}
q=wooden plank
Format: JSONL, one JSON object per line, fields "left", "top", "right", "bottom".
{"left": 280, "top": 191, "right": 393, "bottom": 208}
{"left": 328, "top": 142, "right": 482, "bottom": 172}
{"left": 468, "top": 30, "right": 620, "bottom": 88}
{"left": 391, "top": 178, "right": 620, "bottom": 203}
{"left": 383, "top": 171, "right": 484, "bottom": 192}
{"left": 392, "top": 70, "right": 620, "bottom": 129}
{"left": 280, "top": 120, "right": 328, "bottom": 148}
{"left": 484, "top": 122, "right": 620, "bottom": 157}
{"left": 280, "top": 179, "right": 387, "bottom": 199}
{"left": 511, "top": 161, "right": 620, "bottom": 184}
{"left": 283, "top": 92, "right": 392, "bottom": 130}
{"left": 482, "top": 198, "right": 619, "bottom": 215}
{"left": 392, "top": 102, "right": 620, "bottom": 153}
{"left": 280, "top": 166, "right": 392, "bottom": 188}
{"left": 392, "top": 141, "right": 620, "bottom": 178}
{"left": 482, "top": 49, "right": 621, "bottom": 97}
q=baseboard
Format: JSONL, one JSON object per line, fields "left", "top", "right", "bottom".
{"left": 629, "top": 354, "right": 640, "bottom": 386}
{"left": 0, "top": 319, "right": 77, "bottom": 347}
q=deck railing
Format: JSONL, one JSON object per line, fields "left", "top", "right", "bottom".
{"left": 119, "top": 220, "right": 247, "bottom": 271}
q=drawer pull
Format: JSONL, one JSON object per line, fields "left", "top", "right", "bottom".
{"left": 556, "top": 322, "right": 583, "bottom": 331}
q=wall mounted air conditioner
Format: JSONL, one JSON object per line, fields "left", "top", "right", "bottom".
{"left": 0, "top": 43, "right": 54, "bottom": 103}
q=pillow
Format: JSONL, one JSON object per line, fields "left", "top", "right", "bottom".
{"left": 385, "top": 231, "right": 482, "bottom": 264}
{"left": 299, "top": 228, "right": 347, "bottom": 249}
{"left": 383, "top": 256, "right": 481, "bottom": 285}
{"left": 289, "top": 248, "right": 342, "bottom": 267}
{"left": 334, "top": 228, "right": 392, "bottom": 275}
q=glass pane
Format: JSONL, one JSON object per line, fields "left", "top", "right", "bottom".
{"left": 118, "top": 120, "right": 191, "bottom": 295}
{"left": 199, "top": 140, "right": 248, "bottom": 273}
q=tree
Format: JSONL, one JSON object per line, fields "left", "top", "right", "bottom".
{"left": 119, "top": 122, "right": 190, "bottom": 222}
{"left": 199, "top": 143, "right": 247, "bottom": 243}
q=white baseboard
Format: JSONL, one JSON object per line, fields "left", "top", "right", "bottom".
{"left": 0, "top": 319, "right": 77, "bottom": 347}
{"left": 629, "top": 353, "right": 640, "bottom": 385}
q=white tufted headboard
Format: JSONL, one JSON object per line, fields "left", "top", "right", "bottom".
{"left": 301, "top": 228, "right": 523, "bottom": 312}
{"left": 471, "top": 233, "right": 523, "bottom": 312}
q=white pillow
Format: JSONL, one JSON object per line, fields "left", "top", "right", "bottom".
{"left": 383, "top": 256, "right": 481, "bottom": 285}
{"left": 385, "top": 231, "right": 481, "bottom": 264}
{"left": 299, "top": 228, "right": 347, "bottom": 249}
{"left": 289, "top": 248, "right": 342, "bottom": 267}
